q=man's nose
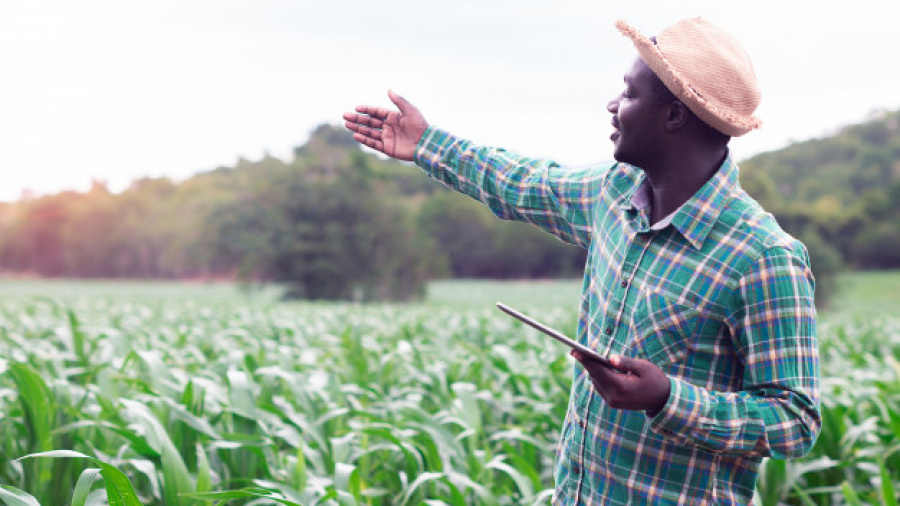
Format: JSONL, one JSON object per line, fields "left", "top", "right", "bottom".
{"left": 607, "top": 99, "right": 618, "bottom": 114}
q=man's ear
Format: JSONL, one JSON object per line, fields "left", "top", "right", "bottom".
{"left": 665, "top": 101, "right": 689, "bottom": 132}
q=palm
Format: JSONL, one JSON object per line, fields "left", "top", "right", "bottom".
{"left": 343, "top": 91, "right": 429, "bottom": 162}
{"left": 380, "top": 112, "right": 407, "bottom": 159}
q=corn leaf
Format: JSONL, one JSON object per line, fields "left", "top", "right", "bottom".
{"left": 8, "top": 363, "right": 54, "bottom": 451}
{"left": 17, "top": 450, "right": 143, "bottom": 506}
{"left": 0, "top": 486, "right": 41, "bottom": 506}
{"left": 879, "top": 457, "right": 898, "bottom": 506}
{"left": 71, "top": 468, "right": 102, "bottom": 506}
{"left": 184, "top": 487, "right": 304, "bottom": 505}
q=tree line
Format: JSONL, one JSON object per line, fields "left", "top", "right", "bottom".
{"left": 1, "top": 110, "right": 898, "bottom": 302}
{"left": 0, "top": 125, "right": 585, "bottom": 300}
{"left": 740, "top": 109, "right": 900, "bottom": 304}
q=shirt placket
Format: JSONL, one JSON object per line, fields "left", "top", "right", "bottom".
{"left": 570, "top": 397, "right": 588, "bottom": 501}
{"left": 601, "top": 227, "right": 652, "bottom": 357}
{"left": 573, "top": 224, "right": 653, "bottom": 503}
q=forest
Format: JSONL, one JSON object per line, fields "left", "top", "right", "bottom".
{"left": 1, "top": 110, "right": 898, "bottom": 301}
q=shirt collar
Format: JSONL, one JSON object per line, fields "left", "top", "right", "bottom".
{"left": 621, "top": 153, "right": 740, "bottom": 250}
{"left": 630, "top": 180, "right": 677, "bottom": 231}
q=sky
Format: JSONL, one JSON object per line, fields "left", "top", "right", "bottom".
{"left": 1, "top": 0, "right": 898, "bottom": 202}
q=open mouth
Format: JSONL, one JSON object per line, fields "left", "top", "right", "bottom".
{"left": 610, "top": 117, "right": 620, "bottom": 141}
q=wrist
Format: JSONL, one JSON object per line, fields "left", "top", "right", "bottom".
{"left": 646, "top": 377, "right": 672, "bottom": 417}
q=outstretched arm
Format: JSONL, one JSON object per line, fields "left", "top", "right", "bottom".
{"left": 342, "top": 90, "right": 429, "bottom": 161}
{"left": 345, "top": 90, "right": 606, "bottom": 248}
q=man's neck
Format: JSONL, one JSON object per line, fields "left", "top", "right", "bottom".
{"left": 641, "top": 147, "right": 728, "bottom": 225}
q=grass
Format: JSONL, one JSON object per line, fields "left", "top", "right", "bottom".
{"left": 1, "top": 270, "right": 896, "bottom": 316}
{"left": 424, "top": 279, "right": 581, "bottom": 312}
{"left": 426, "top": 270, "right": 900, "bottom": 319}
{"left": 827, "top": 270, "right": 900, "bottom": 317}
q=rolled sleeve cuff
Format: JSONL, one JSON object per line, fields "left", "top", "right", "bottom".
{"left": 649, "top": 377, "right": 710, "bottom": 443}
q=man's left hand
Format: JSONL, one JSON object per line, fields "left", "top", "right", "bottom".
{"left": 570, "top": 351, "right": 671, "bottom": 416}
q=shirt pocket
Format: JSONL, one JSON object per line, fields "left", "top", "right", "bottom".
{"left": 628, "top": 288, "right": 702, "bottom": 368}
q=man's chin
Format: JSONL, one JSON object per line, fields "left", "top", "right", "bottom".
{"left": 612, "top": 145, "right": 647, "bottom": 168}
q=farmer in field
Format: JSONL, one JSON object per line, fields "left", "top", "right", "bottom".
{"left": 344, "top": 17, "right": 820, "bottom": 505}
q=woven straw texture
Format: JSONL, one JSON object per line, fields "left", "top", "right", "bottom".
{"left": 616, "top": 18, "right": 762, "bottom": 137}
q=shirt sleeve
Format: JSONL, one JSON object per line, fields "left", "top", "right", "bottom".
{"left": 413, "top": 126, "right": 609, "bottom": 249}
{"left": 648, "top": 245, "right": 821, "bottom": 459}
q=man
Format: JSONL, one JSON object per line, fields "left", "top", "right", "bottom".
{"left": 343, "top": 17, "right": 820, "bottom": 505}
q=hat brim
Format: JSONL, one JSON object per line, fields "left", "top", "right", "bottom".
{"left": 615, "top": 20, "right": 761, "bottom": 137}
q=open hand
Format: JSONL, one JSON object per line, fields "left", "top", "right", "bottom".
{"left": 342, "top": 90, "right": 429, "bottom": 161}
{"left": 570, "top": 351, "right": 671, "bottom": 416}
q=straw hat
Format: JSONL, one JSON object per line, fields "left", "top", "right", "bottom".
{"left": 615, "top": 18, "right": 762, "bottom": 137}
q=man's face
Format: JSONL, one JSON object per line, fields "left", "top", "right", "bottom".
{"left": 607, "top": 57, "right": 668, "bottom": 168}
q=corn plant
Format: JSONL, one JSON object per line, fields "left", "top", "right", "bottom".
{"left": 0, "top": 280, "right": 898, "bottom": 505}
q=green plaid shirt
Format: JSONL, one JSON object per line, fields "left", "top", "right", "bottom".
{"left": 414, "top": 127, "right": 821, "bottom": 505}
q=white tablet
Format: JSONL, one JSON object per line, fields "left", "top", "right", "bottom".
{"left": 496, "top": 302, "right": 613, "bottom": 367}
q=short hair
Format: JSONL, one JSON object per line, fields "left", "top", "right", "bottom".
{"left": 647, "top": 70, "right": 677, "bottom": 107}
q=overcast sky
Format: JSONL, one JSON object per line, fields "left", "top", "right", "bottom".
{"left": 1, "top": 0, "right": 898, "bottom": 202}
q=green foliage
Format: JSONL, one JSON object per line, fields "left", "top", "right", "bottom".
{"left": 185, "top": 487, "right": 305, "bottom": 505}
{"left": 3, "top": 109, "right": 899, "bottom": 300}
{"left": 852, "top": 222, "right": 900, "bottom": 269}
{"left": 0, "top": 279, "right": 898, "bottom": 505}
{"left": 0, "top": 282, "right": 576, "bottom": 505}
{"left": 797, "top": 229, "right": 843, "bottom": 309}
{"left": 18, "top": 451, "right": 145, "bottom": 506}
{"left": 6, "top": 108, "right": 898, "bottom": 303}
{"left": 0, "top": 486, "right": 42, "bottom": 506}
{"left": 741, "top": 109, "right": 900, "bottom": 273}
{"left": 210, "top": 134, "right": 440, "bottom": 301}
{"left": 417, "top": 190, "right": 585, "bottom": 279}
{"left": 0, "top": 124, "right": 584, "bottom": 301}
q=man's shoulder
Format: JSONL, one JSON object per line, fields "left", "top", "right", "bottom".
{"left": 602, "top": 161, "right": 642, "bottom": 198}
{"left": 716, "top": 189, "right": 808, "bottom": 262}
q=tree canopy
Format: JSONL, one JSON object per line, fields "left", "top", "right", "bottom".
{"left": 0, "top": 125, "right": 585, "bottom": 300}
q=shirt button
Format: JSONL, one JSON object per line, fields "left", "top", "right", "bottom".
{"left": 605, "top": 327, "right": 613, "bottom": 335}
{"left": 620, "top": 280, "right": 628, "bottom": 288}
{"left": 572, "top": 463, "right": 582, "bottom": 475}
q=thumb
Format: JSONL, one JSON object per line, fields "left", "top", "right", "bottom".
{"left": 388, "top": 89, "right": 416, "bottom": 115}
{"left": 609, "top": 354, "right": 642, "bottom": 374}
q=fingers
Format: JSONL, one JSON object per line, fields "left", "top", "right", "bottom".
{"left": 571, "top": 351, "right": 619, "bottom": 378}
{"left": 388, "top": 89, "right": 416, "bottom": 115}
{"left": 343, "top": 90, "right": 418, "bottom": 127}
{"left": 609, "top": 354, "right": 639, "bottom": 374}
{"left": 343, "top": 108, "right": 387, "bottom": 152}
{"left": 344, "top": 121, "right": 383, "bottom": 140}
{"left": 341, "top": 91, "right": 425, "bottom": 161}
{"left": 346, "top": 92, "right": 414, "bottom": 119}
{"left": 571, "top": 352, "right": 670, "bottom": 412}
{"left": 351, "top": 133, "right": 383, "bottom": 152}
{"left": 354, "top": 104, "right": 392, "bottom": 121}
{"left": 342, "top": 111, "right": 385, "bottom": 130}
{"left": 342, "top": 107, "right": 387, "bottom": 143}
{"left": 571, "top": 350, "right": 627, "bottom": 375}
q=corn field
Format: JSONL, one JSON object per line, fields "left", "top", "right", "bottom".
{"left": 0, "top": 281, "right": 898, "bottom": 505}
